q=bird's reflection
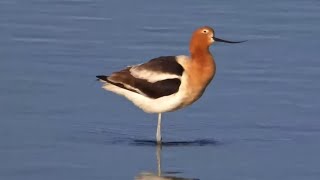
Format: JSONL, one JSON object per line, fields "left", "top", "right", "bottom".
{"left": 135, "top": 145, "right": 199, "bottom": 180}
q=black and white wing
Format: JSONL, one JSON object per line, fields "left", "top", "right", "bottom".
{"left": 97, "top": 56, "right": 184, "bottom": 99}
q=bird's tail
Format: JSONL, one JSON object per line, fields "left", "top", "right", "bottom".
{"left": 96, "top": 75, "right": 109, "bottom": 82}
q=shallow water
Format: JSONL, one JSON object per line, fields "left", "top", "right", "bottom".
{"left": 1, "top": 0, "right": 320, "bottom": 179}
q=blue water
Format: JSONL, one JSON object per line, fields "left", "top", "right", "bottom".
{"left": 1, "top": 0, "right": 320, "bottom": 179}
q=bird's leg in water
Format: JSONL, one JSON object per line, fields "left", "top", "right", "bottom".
{"left": 156, "top": 113, "right": 162, "bottom": 144}
{"left": 156, "top": 144, "right": 162, "bottom": 176}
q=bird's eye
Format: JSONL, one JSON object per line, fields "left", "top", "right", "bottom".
{"left": 203, "top": 29, "right": 208, "bottom": 34}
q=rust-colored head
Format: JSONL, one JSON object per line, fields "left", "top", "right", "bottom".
{"left": 190, "top": 26, "right": 215, "bottom": 52}
{"left": 189, "top": 26, "right": 247, "bottom": 55}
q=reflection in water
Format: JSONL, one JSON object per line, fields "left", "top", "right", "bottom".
{"left": 132, "top": 139, "right": 219, "bottom": 147}
{"left": 135, "top": 145, "right": 199, "bottom": 180}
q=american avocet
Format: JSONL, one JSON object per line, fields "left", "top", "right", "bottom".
{"left": 97, "top": 26, "right": 245, "bottom": 144}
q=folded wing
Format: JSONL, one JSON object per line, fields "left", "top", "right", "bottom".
{"left": 97, "top": 56, "right": 185, "bottom": 99}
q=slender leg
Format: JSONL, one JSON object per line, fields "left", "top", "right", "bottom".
{"left": 156, "top": 144, "right": 162, "bottom": 176}
{"left": 156, "top": 113, "right": 162, "bottom": 144}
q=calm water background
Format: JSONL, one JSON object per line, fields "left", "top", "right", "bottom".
{"left": 1, "top": 0, "right": 320, "bottom": 179}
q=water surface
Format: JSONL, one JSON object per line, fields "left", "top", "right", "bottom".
{"left": 1, "top": 0, "right": 320, "bottom": 179}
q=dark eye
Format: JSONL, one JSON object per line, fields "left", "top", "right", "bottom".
{"left": 203, "top": 29, "right": 208, "bottom": 34}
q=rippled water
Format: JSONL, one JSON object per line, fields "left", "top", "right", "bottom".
{"left": 1, "top": 0, "right": 320, "bottom": 179}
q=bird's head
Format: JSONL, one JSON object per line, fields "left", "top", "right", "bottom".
{"left": 190, "top": 26, "right": 246, "bottom": 53}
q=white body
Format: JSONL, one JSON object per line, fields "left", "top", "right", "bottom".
{"left": 102, "top": 55, "right": 196, "bottom": 113}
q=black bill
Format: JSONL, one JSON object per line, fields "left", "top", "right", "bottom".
{"left": 213, "top": 37, "right": 247, "bottom": 43}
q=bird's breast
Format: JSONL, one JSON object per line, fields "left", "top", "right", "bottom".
{"left": 180, "top": 60, "right": 215, "bottom": 106}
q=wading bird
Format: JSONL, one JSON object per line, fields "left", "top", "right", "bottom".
{"left": 96, "top": 26, "right": 245, "bottom": 144}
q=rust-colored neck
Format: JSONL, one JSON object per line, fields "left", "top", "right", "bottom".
{"left": 189, "top": 34, "right": 213, "bottom": 63}
{"left": 188, "top": 36, "right": 216, "bottom": 89}
{"left": 189, "top": 34, "right": 208, "bottom": 56}
{"left": 190, "top": 47, "right": 211, "bottom": 63}
{"left": 189, "top": 39, "right": 215, "bottom": 67}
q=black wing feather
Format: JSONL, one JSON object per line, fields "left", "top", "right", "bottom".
{"left": 134, "top": 56, "right": 184, "bottom": 76}
{"left": 97, "top": 56, "right": 184, "bottom": 99}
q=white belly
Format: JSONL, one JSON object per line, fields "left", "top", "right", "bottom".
{"left": 102, "top": 72, "right": 199, "bottom": 113}
{"left": 103, "top": 83, "right": 190, "bottom": 113}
